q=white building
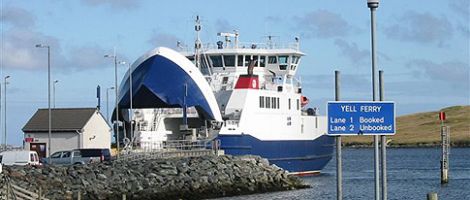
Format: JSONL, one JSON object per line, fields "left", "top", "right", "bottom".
{"left": 22, "top": 108, "right": 111, "bottom": 158}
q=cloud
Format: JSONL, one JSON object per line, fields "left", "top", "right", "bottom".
{"left": 3, "top": 28, "right": 64, "bottom": 70}
{"left": 334, "top": 39, "right": 369, "bottom": 65}
{"left": 449, "top": 0, "right": 469, "bottom": 18}
{"left": 294, "top": 10, "right": 354, "bottom": 39}
{"left": 406, "top": 59, "right": 469, "bottom": 87}
{"left": 1, "top": 6, "right": 115, "bottom": 72}
{"left": 214, "top": 19, "right": 237, "bottom": 33}
{"left": 449, "top": 0, "right": 470, "bottom": 37}
{"left": 80, "top": 0, "right": 140, "bottom": 10}
{"left": 147, "top": 33, "right": 182, "bottom": 49}
{"left": 0, "top": 6, "right": 36, "bottom": 28}
{"left": 383, "top": 11, "right": 453, "bottom": 45}
{"left": 68, "top": 45, "right": 110, "bottom": 71}
{"left": 302, "top": 73, "right": 370, "bottom": 91}
{"left": 265, "top": 16, "right": 282, "bottom": 23}
{"left": 4, "top": 28, "right": 112, "bottom": 72}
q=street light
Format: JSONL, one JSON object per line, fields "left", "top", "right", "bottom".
{"left": 367, "top": 1, "right": 381, "bottom": 200}
{"left": 106, "top": 86, "right": 115, "bottom": 123}
{"left": 3, "top": 76, "right": 9, "bottom": 148}
{"left": 53, "top": 80, "right": 59, "bottom": 108}
{"left": 104, "top": 51, "right": 120, "bottom": 153}
{"left": 119, "top": 61, "right": 133, "bottom": 142}
{"left": 35, "top": 44, "right": 52, "bottom": 161}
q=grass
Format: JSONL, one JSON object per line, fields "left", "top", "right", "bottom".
{"left": 341, "top": 105, "right": 470, "bottom": 147}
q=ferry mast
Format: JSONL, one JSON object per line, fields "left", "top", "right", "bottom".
{"left": 194, "top": 16, "right": 202, "bottom": 69}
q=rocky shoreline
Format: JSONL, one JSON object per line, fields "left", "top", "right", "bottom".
{"left": 1, "top": 155, "right": 308, "bottom": 199}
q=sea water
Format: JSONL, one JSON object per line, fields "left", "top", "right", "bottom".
{"left": 215, "top": 148, "right": 470, "bottom": 200}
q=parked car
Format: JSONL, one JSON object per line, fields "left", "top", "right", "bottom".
{"left": 79, "top": 148, "right": 112, "bottom": 162}
{"left": 42, "top": 148, "right": 111, "bottom": 165}
{"left": 0, "top": 150, "right": 41, "bottom": 166}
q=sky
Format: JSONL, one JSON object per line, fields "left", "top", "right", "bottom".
{"left": 0, "top": 0, "right": 469, "bottom": 146}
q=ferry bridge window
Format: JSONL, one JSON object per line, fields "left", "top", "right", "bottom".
{"left": 244, "top": 55, "right": 252, "bottom": 66}
{"left": 268, "top": 56, "right": 277, "bottom": 64}
{"left": 259, "top": 96, "right": 265, "bottom": 108}
{"left": 266, "top": 97, "right": 271, "bottom": 108}
{"left": 253, "top": 55, "right": 259, "bottom": 67}
{"left": 237, "top": 55, "right": 244, "bottom": 66}
{"left": 277, "top": 98, "right": 280, "bottom": 109}
{"left": 260, "top": 56, "right": 266, "bottom": 67}
{"left": 272, "top": 97, "right": 276, "bottom": 109}
{"left": 296, "top": 99, "right": 300, "bottom": 110}
{"left": 279, "top": 55, "right": 288, "bottom": 70}
{"left": 288, "top": 98, "right": 291, "bottom": 110}
{"left": 224, "top": 55, "right": 235, "bottom": 67}
{"left": 210, "top": 56, "right": 223, "bottom": 67}
{"left": 292, "top": 56, "right": 299, "bottom": 64}
{"left": 295, "top": 56, "right": 300, "bottom": 64}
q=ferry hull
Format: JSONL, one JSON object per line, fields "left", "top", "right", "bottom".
{"left": 217, "top": 134, "right": 335, "bottom": 174}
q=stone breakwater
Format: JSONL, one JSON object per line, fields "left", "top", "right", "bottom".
{"left": 1, "top": 155, "right": 309, "bottom": 199}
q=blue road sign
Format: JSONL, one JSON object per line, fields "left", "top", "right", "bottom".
{"left": 327, "top": 101, "right": 395, "bottom": 135}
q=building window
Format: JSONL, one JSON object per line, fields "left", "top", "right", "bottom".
{"left": 259, "top": 96, "right": 264, "bottom": 108}
{"left": 297, "top": 99, "right": 300, "bottom": 110}
{"left": 272, "top": 97, "right": 276, "bottom": 109}
{"left": 277, "top": 98, "right": 280, "bottom": 109}
{"left": 288, "top": 98, "right": 291, "bottom": 110}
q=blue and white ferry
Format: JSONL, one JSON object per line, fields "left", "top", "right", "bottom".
{"left": 116, "top": 18, "right": 334, "bottom": 175}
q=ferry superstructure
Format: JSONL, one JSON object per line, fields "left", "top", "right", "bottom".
{"left": 115, "top": 18, "right": 334, "bottom": 174}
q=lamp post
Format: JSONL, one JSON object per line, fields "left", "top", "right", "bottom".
{"left": 35, "top": 44, "right": 52, "bottom": 160}
{"left": 104, "top": 51, "right": 120, "bottom": 153}
{"left": 119, "top": 61, "right": 133, "bottom": 142}
{"left": 3, "top": 76, "right": 9, "bottom": 148}
{"left": 53, "top": 80, "right": 59, "bottom": 108}
{"left": 367, "top": 1, "right": 380, "bottom": 200}
{"left": 106, "top": 87, "right": 115, "bottom": 123}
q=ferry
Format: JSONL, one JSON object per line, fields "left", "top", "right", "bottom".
{"left": 115, "top": 17, "right": 334, "bottom": 175}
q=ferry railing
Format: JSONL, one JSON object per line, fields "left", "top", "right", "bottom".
{"left": 202, "top": 42, "right": 300, "bottom": 51}
{"left": 117, "top": 139, "right": 220, "bottom": 162}
{"left": 224, "top": 120, "right": 239, "bottom": 127}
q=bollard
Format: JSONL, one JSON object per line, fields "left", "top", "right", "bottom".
{"left": 77, "top": 190, "right": 81, "bottom": 200}
{"left": 122, "top": 194, "right": 127, "bottom": 200}
{"left": 427, "top": 192, "right": 438, "bottom": 200}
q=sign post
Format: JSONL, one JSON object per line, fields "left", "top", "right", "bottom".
{"left": 334, "top": 71, "right": 342, "bottom": 200}
{"left": 328, "top": 101, "right": 395, "bottom": 200}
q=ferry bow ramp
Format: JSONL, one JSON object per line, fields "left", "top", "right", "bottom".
{"left": 115, "top": 47, "right": 222, "bottom": 121}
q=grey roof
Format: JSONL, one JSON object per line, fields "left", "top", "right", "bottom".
{"left": 22, "top": 108, "right": 100, "bottom": 133}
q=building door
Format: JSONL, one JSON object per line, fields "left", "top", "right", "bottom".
{"left": 30, "top": 143, "right": 47, "bottom": 158}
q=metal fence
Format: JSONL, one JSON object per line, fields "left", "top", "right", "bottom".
{"left": 0, "top": 176, "right": 49, "bottom": 200}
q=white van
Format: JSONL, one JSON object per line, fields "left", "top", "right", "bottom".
{"left": 0, "top": 150, "right": 40, "bottom": 166}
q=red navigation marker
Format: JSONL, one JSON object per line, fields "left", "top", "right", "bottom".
{"left": 439, "top": 112, "right": 446, "bottom": 121}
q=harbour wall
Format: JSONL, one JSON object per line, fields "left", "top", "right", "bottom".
{"left": 1, "top": 155, "right": 308, "bottom": 199}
